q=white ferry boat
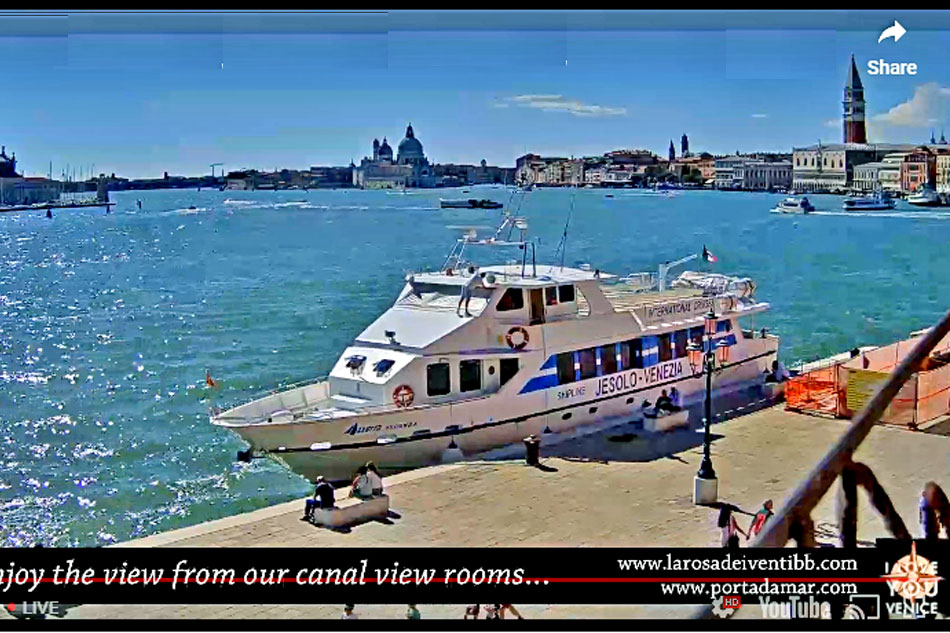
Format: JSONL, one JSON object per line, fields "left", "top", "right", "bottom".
{"left": 843, "top": 191, "right": 895, "bottom": 211}
{"left": 211, "top": 217, "right": 779, "bottom": 481}
{"left": 770, "top": 196, "right": 815, "bottom": 214}
{"left": 907, "top": 188, "right": 940, "bottom": 207}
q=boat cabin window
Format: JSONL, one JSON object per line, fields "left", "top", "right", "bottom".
{"left": 459, "top": 359, "right": 482, "bottom": 393}
{"left": 496, "top": 288, "right": 524, "bottom": 312}
{"left": 545, "top": 286, "right": 558, "bottom": 306}
{"left": 556, "top": 352, "right": 575, "bottom": 385}
{"left": 558, "top": 285, "right": 575, "bottom": 303}
{"left": 578, "top": 348, "right": 597, "bottom": 380}
{"left": 674, "top": 330, "right": 689, "bottom": 358}
{"left": 658, "top": 334, "right": 673, "bottom": 363}
{"left": 689, "top": 326, "right": 704, "bottom": 346}
{"left": 528, "top": 288, "right": 545, "bottom": 325}
{"left": 600, "top": 345, "right": 617, "bottom": 374}
{"left": 499, "top": 358, "right": 519, "bottom": 386}
{"left": 624, "top": 339, "right": 644, "bottom": 369}
{"left": 373, "top": 359, "right": 395, "bottom": 375}
{"left": 426, "top": 362, "right": 451, "bottom": 396}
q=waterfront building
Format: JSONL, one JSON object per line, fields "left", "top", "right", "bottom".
{"left": 791, "top": 144, "right": 915, "bottom": 192}
{"left": 713, "top": 156, "right": 747, "bottom": 189}
{"left": 353, "top": 124, "right": 435, "bottom": 189}
{"left": 734, "top": 160, "right": 792, "bottom": 190}
{"left": 681, "top": 134, "right": 690, "bottom": 158}
{"left": 0, "top": 145, "right": 61, "bottom": 205}
{"left": 937, "top": 154, "right": 950, "bottom": 194}
{"left": 900, "top": 147, "right": 936, "bottom": 193}
{"left": 668, "top": 140, "right": 675, "bottom": 162}
{"left": 843, "top": 54, "right": 867, "bottom": 144}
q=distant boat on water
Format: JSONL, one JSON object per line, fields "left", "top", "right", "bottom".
{"left": 440, "top": 199, "right": 504, "bottom": 209}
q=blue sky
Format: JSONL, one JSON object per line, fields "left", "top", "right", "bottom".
{"left": 2, "top": 11, "right": 950, "bottom": 179}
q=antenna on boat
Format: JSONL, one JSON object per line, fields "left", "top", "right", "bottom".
{"left": 552, "top": 186, "right": 576, "bottom": 271}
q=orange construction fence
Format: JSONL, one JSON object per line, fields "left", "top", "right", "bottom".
{"left": 786, "top": 335, "right": 950, "bottom": 427}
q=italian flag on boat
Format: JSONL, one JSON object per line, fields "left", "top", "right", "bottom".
{"left": 702, "top": 245, "right": 717, "bottom": 263}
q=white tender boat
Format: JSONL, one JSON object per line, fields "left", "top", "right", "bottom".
{"left": 771, "top": 196, "right": 815, "bottom": 214}
{"left": 907, "top": 188, "right": 940, "bottom": 206}
{"left": 843, "top": 191, "right": 895, "bottom": 211}
{"left": 212, "top": 216, "right": 779, "bottom": 481}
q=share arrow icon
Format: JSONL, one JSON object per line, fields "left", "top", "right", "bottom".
{"left": 878, "top": 20, "right": 907, "bottom": 43}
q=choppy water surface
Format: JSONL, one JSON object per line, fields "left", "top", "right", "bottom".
{"left": 1, "top": 187, "right": 948, "bottom": 546}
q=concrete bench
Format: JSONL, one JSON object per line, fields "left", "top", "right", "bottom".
{"left": 311, "top": 494, "right": 390, "bottom": 528}
{"left": 643, "top": 409, "right": 690, "bottom": 433}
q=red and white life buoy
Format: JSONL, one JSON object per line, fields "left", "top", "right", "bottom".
{"left": 393, "top": 384, "right": 414, "bottom": 408}
{"left": 506, "top": 326, "right": 530, "bottom": 350}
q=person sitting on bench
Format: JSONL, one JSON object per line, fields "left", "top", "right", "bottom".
{"left": 303, "top": 476, "right": 335, "bottom": 520}
{"left": 764, "top": 360, "right": 790, "bottom": 384}
{"left": 640, "top": 399, "right": 656, "bottom": 419}
{"left": 655, "top": 389, "right": 677, "bottom": 415}
{"left": 349, "top": 465, "right": 375, "bottom": 500}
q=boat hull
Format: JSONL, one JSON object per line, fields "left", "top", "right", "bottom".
{"left": 215, "top": 339, "right": 777, "bottom": 482}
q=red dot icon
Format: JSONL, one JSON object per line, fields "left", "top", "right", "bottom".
{"left": 6, "top": 603, "right": 15, "bottom": 612}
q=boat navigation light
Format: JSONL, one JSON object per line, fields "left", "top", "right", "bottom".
{"left": 385, "top": 330, "right": 397, "bottom": 344}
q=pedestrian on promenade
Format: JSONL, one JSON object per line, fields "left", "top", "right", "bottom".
{"left": 499, "top": 604, "right": 524, "bottom": 619}
{"left": 747, "top": 499, "right": 774, "bottom": 540}
{"left": 463, "top": 605, "right": 480, "bottom": 619}
{"left": 406, "top": 604, "right": 421, "bottom": 619}
{"left": 718, "top": 506, "right": 747, "bottom": 549}
{"left": 919, "top": 482, "right": 949, "bottom": 540}
{"left": 341, "top": 604, "right": 358, "bottom": 620}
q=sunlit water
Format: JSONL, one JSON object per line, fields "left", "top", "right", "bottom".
{"left": 1, "top": 186, "right": 948, "bottom": 547}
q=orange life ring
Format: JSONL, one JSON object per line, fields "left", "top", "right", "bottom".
{"left": 506, "top": 326, "right": 530, "bottom": 350}
{"left": 393, "top": 384, "right": 414, "bottom": 408}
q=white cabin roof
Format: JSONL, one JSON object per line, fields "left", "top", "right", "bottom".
{"left": 413, "top": 264, "right": 612, "bottom": 288}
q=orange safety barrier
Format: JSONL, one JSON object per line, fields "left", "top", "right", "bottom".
{"left": 786, "top": 365, "right": 840, "bottom": 415}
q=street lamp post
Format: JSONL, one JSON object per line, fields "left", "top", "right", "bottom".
{"left": 688, "top": 310, "right": 731, "bottom": 505}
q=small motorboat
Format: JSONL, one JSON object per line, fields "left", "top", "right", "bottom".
{"left": 908, "top": 188, "right": 940, "bottom": 206}
{"left": 771, "top": 196, "right": 815, "bottom": 214}
{"left": 843, "top": 191, "right": 895, "bottom": 211}
{"left": 440, "top": 199, "right": 503, "bottom": 209}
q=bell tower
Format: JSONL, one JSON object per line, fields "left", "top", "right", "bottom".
{"left": 843, "top": 54, "right": 867, "bottom": 144}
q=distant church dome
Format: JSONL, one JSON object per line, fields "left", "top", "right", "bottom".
{"left": 378, "top": 137, "right": 393, "bottom": 161}
{"left": 397, "top": 124, "right": 425, "bottom": 163}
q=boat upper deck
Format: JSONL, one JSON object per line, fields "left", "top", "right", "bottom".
{"left": 596, "top": 285, "right": 704, "bottom": 313}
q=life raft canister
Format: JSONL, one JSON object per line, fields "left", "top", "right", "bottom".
{"left": 506, "top": 326, "right": 530, "bottom": 350}
{"left": 393, "top": 384, "right": 414, "bottom": 408}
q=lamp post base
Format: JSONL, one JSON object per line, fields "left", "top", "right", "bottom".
{"left": 693, "top": 475, "right": 719, "bottom": 505}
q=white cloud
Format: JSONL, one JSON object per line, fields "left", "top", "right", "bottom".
{"left": 872, "top": 82, "right": 950, "bottom": 127}
{"left": 751, "top": 113, "right": 768, "bottom": 119}
{"left": 500, "top": 94, "right": 626, "bottom": 117}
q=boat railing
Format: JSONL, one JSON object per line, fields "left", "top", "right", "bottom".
{"left": 697, "top": 308, "right": 950, "bottom": 619}
{"left": 209, "top": 376, "right": 328, "bottom": 418}
{"left": 212, "top": 375, "right": 509, "bottom": 424}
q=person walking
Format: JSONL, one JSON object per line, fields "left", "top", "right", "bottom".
{"left": 406, "top": 604, "right": 421, "bottom": 619}
{"left": 718, "top": 506, "right": 747, "bottom": 549}
{"left": 341, "top": 604, "right": 358, "bottom": 620}
{"left": 747, "top": 499, "right": 774, "bottom": 540}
